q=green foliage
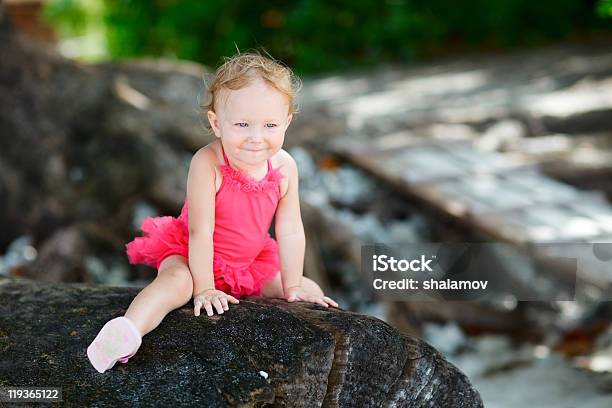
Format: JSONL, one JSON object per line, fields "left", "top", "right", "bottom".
{"left": 44, "top": 0, "right": 611, "bottom": 75}
{"left": 598, "top": 0, "right": 612, "bottom": 17}
{"left": 43, "top": 0, "right": 104, "bottom": 37}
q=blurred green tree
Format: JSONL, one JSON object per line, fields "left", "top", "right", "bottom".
{"left": 44, "top": 0, "right": 611, "bottom": 74}
{"left": 598, "top": 0, "right": 612, "bottom": 17}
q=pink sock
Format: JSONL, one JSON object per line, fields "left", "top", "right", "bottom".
{"left": 87, "top": 316, "right": 142, "bottom": 373}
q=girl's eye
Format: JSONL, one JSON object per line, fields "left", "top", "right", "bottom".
{"left": 235, "top": 123, "right": 248, "bottom": 128}
{"left": 266, "top": 124, "right": 277, "bottom": 128}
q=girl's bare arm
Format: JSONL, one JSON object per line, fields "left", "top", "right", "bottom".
{"left": 275, "top": 152, "right": 306, "bottom": 292}
{"left": 186, "top": 148, "right": 217, "bottom": 296}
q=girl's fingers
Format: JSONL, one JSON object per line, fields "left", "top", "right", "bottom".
{"left": 221, "top": 297, "right": 229, "bottom": 311}
{"left": 204, "top": 300, "right": 214, "bottom": 317}
{"left": 194, "top": 299, "right": 202, "bottom": 316}
{"left": 212, "top": 298, "right": 224, "bottom": 314}
{"left": 227, "top": 295, "right": 240, "bottom": 304}
{"left": 304, "top": 294, "right": 330, "bottom": 308}
{"left": 306, "top": 295, "right": 318, "bottom": 304}
{"left": 316, "top": 298, "right": 329, "bottom": 307}
{"left": 286, "top": 292, "right": 335, "bottom": 308}
{"left": 323, "top": 296, "right": 339, "bottom": 307}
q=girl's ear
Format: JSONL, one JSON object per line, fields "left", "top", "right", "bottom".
{"left": 285, "top": 113, "right": 293, "bottom": 130}
{"left": 207, "top": 110, "right": 221, "bottom": 138}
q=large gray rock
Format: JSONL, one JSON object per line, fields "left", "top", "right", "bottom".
{"left": 0, "top": 15, "right": 206, "bottom": 248}
{"left": 0, "top": 277, "right": 483, "bottom": 407}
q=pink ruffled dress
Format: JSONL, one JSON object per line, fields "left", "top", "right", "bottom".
{"left": 125, "top": 145, "right": 285, "bottom": 298}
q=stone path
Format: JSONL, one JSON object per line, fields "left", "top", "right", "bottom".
{"left": 295, "top": 43, "right": 612, "bottom": 292}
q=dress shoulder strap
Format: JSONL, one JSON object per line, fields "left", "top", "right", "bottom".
{"left": 266, "top": 158, "right": 272, "bottom": 172}
{"left": 220, "top": 143, "right": 230, "bottom": 166}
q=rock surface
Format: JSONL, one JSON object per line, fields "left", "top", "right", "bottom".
{"left": 0, "top": 277, "right": 483, "bottom": 407}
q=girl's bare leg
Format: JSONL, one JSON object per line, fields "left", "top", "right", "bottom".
{"left": 124, "top": 255, "right": 193, "bottom": 336}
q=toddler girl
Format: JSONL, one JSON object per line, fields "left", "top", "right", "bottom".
{"left": 87, "top": 52, "right": 338, "bottom": 373}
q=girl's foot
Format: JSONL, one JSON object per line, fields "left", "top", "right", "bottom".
{"left": 87, "top": 316, "right": 142, "bottom": 373}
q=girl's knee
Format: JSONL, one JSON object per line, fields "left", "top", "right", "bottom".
{"left": 164, "top": 269, "right": 193, "bottom": 294}
{"left": 261, "top": 272, "right": 284, "bottom": 298}
{"left": 157, "top": 259, "right": 193, "bottom": 301}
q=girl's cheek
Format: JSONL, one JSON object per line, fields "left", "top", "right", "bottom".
{"left": 267, "top": 128, "right": 283, "bottom": 138}
{"left": 273, "top": 135, "right": 285, "bottom": 148}
{"left": 226, "top": 130, "right": 244, "bottom": 141}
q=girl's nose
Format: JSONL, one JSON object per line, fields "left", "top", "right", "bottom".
{"left": 248, "top": 128, "right": 264, "bottom": 141}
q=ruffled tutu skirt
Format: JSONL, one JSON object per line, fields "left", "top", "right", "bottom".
{"left": 125, "top": 207, "right": 280, "bottom": 298}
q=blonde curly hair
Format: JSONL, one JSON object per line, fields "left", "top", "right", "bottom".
{"left": 199, "top": 50, "right": 301, "bottom": 132}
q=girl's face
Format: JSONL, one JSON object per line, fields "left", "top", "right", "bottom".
{"left": 207, "top": 78, "right": 293, "bottom": 168}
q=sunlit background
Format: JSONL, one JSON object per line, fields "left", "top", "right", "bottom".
{"left": 7, "top": 0, "right": 611, "bottom": 69}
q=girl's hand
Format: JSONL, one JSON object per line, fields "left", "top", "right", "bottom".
{"left": 193, "top": 289, "right": 240, "bottom": 317}
{"left": 284, "top": 286, "right": 339, "bottom": 308}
